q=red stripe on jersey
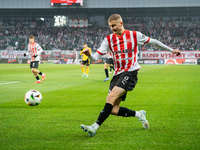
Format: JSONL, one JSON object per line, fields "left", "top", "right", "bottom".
{"left": 97, "top": 50, "right": 105, "bottom": 55}
{"left": 119, "top": 36, "right": 125, "bottom": 59}
{"left": 133, "top": 31, "right": 137, "bottom": 65}
{"left": 144, "top": 37, "right": 150, "bottom": 45}
{"left": 112, "top": 34, "right": 120, "bottom": 74}
{"left": 119, "top": 35, "right": 125, "bottom": 70}
{"left": 125, "top": 30, "right": 133, "bottom": 71}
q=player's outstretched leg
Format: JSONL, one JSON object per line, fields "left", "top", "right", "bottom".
{"left": 80, "top": 124, "right": 96, "bottom": 137}
{"left": 42, "top": 73, "right": 46, "bottom": 81}
{"left": 81, "top": 103, "right": 112, "bottom": 137}
{"left": 138, "top": 110, "right": 149, "bottom": 129}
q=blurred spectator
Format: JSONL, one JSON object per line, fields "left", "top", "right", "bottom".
{"left": 0, "top": 16, "right": 199, "bottom": 51}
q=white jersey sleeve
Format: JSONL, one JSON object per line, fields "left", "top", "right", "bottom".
{"left": 136, "top": 31, "right": 150, "bottom": 45}
{"left": 137, "top": 31, "right": 173, "bottom": 52}
{"left": 97, "top": 37, "right": 110, "bottom": 54}
{"left": 148, "top": 39, "right": 173, "bottom": 52}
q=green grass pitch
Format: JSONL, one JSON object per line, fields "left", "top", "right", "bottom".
{"left": 0, "top": 64, "right": 200, "bottom": 150}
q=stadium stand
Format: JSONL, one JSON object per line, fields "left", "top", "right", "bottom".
{"left": 0, "top": 16, "right": 199, "bottom": 51}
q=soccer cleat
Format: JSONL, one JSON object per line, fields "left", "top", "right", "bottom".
{"left": 82, "top": 73, "right": 86, "bottom": 77}
{"left": 103, "top": 77, "right": 110, "bottom": 82}
{"left": 138, "top": 110, "right": 149, "bottom": 129}
{"left": 34, "top": 80, "right": 41, "bottom": 84}
{"left": 80, "top": 124, "right": 96, "bottom": 137}
{"left": 85, "top": 75, "right": 88, "bottom": 77}
{"left": 109, "top": 72, "right": 112, "bottom": 74}
{"left": 42, "top": 73, "right": 46, "bottom": 81}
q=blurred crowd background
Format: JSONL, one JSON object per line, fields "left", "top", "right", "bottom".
{"left": 0, "top": 16, "right": 199, "bottom": 51}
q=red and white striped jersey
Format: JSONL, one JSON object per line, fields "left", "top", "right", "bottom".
{"left": 27, "top": 42, "right": 43, "bottom": 62}
{"left": 96, "top": 30, "right": 150, "bottom": 76}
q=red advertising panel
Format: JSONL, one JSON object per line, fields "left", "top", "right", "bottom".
{"left": 51, "top": 0, "right": 83, "bottom": 6}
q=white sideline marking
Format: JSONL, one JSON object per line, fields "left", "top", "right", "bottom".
{"left": 0, "top": 81, "right": 20, "bottom": 85}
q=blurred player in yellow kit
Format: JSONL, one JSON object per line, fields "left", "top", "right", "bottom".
{"left": 80, "top": 43, "right": 92, "bottom": 77}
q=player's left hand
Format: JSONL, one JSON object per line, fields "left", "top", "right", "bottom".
{"left": 82, "top": 49, "right": 91, "bottom": 57}
{"left": 172, "top": 49, "right": 181, "bottom": 56}
{"left": 33, "top": 55, "right": 38, "bottom": 58}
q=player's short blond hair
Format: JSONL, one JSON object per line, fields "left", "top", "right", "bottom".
{"left": 29, "top": 35, "right": 35, "bottom": 39}
{"left": 108, "top": 14, "right": 122, "bottom": 23}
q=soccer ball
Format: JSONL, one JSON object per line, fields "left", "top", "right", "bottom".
{"left": 24, "top": 90, "right": 42, "bottom": 106}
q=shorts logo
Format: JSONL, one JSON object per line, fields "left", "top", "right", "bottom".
{"left": 122, "top": 76, "right": 129, "bottom": 85}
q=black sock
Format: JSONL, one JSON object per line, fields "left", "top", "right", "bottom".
{"left": 96, "top": 103, "right": 113, "bottom": 126}
{"left": 110, "top": 67, "right": 112, "bottom": 72}
{"left": 105, "top": 69, "right": 109, "bottom": 78}
{"left": 39, "top": 72, "right": 43, "bottom": 75}
{"left": 111, "top": 66, "right": 115, "bottom": 71}
{"left": 36, "top": 76, "right": 40, "bottom": 80}
{"left": 117, "top": 107, "right": 136, "bottom": 117}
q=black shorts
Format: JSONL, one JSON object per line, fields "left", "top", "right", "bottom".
{"left": 106, "top": 58, "right": 114, "bottom": 65}
{"left": 81, "top": 59, "right": 90, "bottom": 66}
{"left": 30, "top": 61, "right": 39, "bottom": 69}
{"left": 108, "top": 70, "right": 138, "bottom": 101}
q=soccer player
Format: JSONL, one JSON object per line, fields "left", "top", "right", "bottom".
{"left": 24, "top": 35, "right": 46, "bottom": 84}
{"left": 103, "top": 52, "right": 114, "bottom": 82}
{"left": 80, "top": 43, "right": 92, "bottom": 77}
{"left": 80, "top": 14, "right": 181, "bottom": 137}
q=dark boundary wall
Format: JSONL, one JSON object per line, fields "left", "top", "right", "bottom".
{"left": 0, "top": 0, "right": 199, "bottom": 9}
{"left": 198, "top": 59, "right": 200, "bottom": 65}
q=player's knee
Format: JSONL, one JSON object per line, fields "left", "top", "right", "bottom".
{"left": 31, "top": 68, "right": 35, "bottom": 73}
{"left": 106, "top": 95, "right": 116, "bottom": 105}
{"left": 110, "top": 108, "right": 118, "bottom": 115}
